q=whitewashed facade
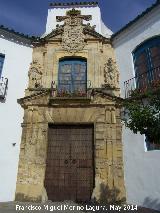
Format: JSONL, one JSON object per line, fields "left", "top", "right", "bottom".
{"left": 0, "top": 29, "right": 32, "bottom": 201}
{"left": 113, "top": 2, "right": 160, "bottom": 210}
{"left": 44, "top": 3, "right": 113, "bottom": 37}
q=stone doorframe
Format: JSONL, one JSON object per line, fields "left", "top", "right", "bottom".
{"left": 15, "top": 93, "right": 126, "bottom": 203}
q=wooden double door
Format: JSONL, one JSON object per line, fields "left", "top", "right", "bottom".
{"left": 44, "top": 124, "right": 94, "bottom": 202}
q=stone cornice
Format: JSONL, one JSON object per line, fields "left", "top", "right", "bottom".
{"left": 17, "top": 90, "right": 50, "bottom": 108}
{"left": 83, "top": 27, "right": 111, "bottom": 43}
{"left": 17, "top": 88, "right": 122, "bottom": 109}
{"left": 42, "top": 28, "right": 64, "bottom": 41}
{"left": 92, "top": 88, "right": 123, "bottom": 102}
{"left": 38, "top": 25, "right": 110, "bottom": 44}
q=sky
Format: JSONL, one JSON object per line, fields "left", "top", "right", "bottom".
{"left": 0, "top": 0, "right": 157, "bottom": 36}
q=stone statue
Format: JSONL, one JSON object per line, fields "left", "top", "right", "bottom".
{"left": 28, "top": 60, "right": 43, "bottom": 89}
{"left": 104, "top": 58, "right": 119, "bottom": 88}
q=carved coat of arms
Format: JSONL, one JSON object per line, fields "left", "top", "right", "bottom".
{"left": 62, "top": 25, "right": 85, "bottom": 53}
{"left": 56, "top": 9, "right": 92, "bottom": 54}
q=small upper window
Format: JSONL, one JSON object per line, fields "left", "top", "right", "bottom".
{"left": 133, "top": 37, "right": 160, "bottom": 91}
{"left": 145, "top": 136, "right": 160, "bottom": 151}
{"left": 0, "top": 54, "right": 5, "bottom": 77}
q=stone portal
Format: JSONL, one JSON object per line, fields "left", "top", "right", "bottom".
{"left": 15, "top": 8, "right": 126, "bottom": 203}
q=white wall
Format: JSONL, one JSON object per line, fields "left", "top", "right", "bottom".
{"left": 44, "top": 5, "right": 112, "bottom": 38}
{"left": 113, "top": 5, "right": 160, "bottom": 210}
{"left": 0, "top": 37, "right": 32, "bottom": 201}
{"left": 122, "top": 127, "right": 160, "bottom": 210}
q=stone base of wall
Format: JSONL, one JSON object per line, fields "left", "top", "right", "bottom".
{"left": 15, "top": 184, "right": 43, "bottom": 202}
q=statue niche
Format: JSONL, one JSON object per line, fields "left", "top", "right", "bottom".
{"left": 28, "top": 60, "right": 43, "bottom": 89}
{"left": 103, "top": 58, "right": 119, "bottom": 88}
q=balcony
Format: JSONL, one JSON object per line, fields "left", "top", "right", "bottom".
{"left": 50, "top": 80, "right": 92, "bottom": 102}
{"left": 0, "top": 77, "right": 8, "bottom": 100}
{"left": 124, "top": 67, "right": 160, "bottom": 98}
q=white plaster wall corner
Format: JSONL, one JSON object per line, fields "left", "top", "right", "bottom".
{"left": 0, "top": 37, "right": 32, "bottom": 201}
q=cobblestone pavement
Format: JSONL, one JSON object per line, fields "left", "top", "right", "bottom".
{"left": 0, "top": 201, "right": 160, "bottom": 213}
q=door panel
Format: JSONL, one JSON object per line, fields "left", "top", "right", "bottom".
{"left": 44, "top": 124, "right": 94, "bottom": 202}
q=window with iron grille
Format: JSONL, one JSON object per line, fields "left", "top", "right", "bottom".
{"left": 133, "top": 37, "right": 160, "bottom": 90}
{"left": 133, "top": 37, "right": 160, "bottom": 151}
{"left": 58, "top": 58, "right": 87, "bottom": 95}
{"left": 0, "top": 54, "right": 5, "bottom": 77}
{"left": 145, "top": 136, "right": 160, "bottom": 151}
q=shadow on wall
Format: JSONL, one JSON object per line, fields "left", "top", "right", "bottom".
{"left": 81, "top": 183, "right": 126, "bottom": 213}
{"left": 81, "top": 185, "right": 160, "bottom": 212}
{"left": 143, "top": 197, "right": 160, "bottom": 211}
{"left": 97, "top": 183, "right": 126, "bottom": 205}
{"left": 0, "top": 98, "right": 6, "bottom": 103}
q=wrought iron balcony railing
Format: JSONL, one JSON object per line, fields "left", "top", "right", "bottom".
{"left": 50, "top": 80, "right": 92, "bottom": 99}
{"left": 124, "top": 66, "right": 160, "bottom": 98}
{"left": 0, "top": 77, "right": 8, "bottom": 100}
